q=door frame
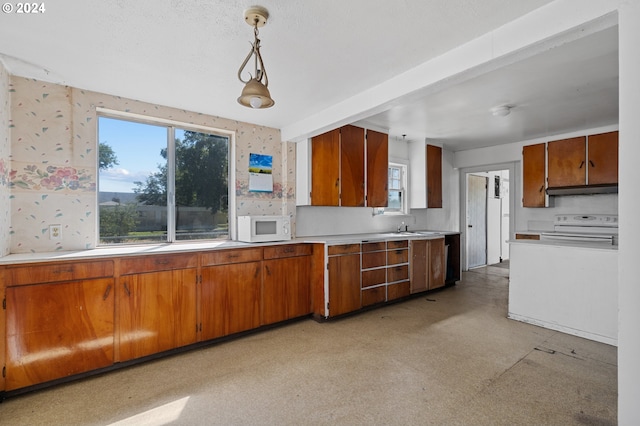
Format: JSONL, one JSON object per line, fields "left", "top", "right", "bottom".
{"left": 459, "top": 162, "right": 516, "bottom": 271}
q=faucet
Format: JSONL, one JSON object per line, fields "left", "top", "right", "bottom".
{"left": 397, "top": 221, "right": 407, "bottom": 233}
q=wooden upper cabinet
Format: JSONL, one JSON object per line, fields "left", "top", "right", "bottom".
{"left": 311, "top": 128, "right": 340, "bottom": 206}
{"left": 587, "top": 131, "right": 618, "bottom": 185}
{"left": 547, "top": 136, "right": 586, "bottom": 187}
{"left": 426, "top": 144, "right": 442, "bottom": 208}
{"left": 522, "top": 143, "right": 546, "bottom": 207}
{"left": 340, "top": 125, "right": 365, "bottom": 207}
{"left": 366, "top": 129, "right": 389, "bottom": 207}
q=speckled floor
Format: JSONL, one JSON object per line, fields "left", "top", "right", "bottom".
{"left": 0, "top": 265, "right": 617, "bottom": 426}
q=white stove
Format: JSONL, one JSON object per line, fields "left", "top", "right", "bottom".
{"left": 540, "top": 214, "right": 618, "bottom": 245}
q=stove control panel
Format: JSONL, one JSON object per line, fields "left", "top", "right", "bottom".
{"left": 553, "top": 214, "right": 618, "bottom": 227}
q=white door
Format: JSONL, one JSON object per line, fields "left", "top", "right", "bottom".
{"left": 467, "top": 174, "right": 487, "bottom": 268}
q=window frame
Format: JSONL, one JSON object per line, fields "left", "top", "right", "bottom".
{"left": 96, "top": 108, "right": 236, "bottom": 245}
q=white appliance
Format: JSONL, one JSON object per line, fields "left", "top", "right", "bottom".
{"left": 237, "top": 215, "right": 291, "bottom": 243}
{"left": 540, "top": 214, "right": 618, "bottom": 245}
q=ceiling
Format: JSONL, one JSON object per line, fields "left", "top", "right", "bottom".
{"left": 0, "top": 0, "right": 618, "bottom": 152}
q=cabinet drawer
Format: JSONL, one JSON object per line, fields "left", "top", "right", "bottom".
{"left": 362, "top": 286, "right": 386, "bottom": 307}
{"left": 201, "top": 248, "right": 263, "bottom": 266}
{"left": 362, "top": 251, "right": 386, "bottom": 269}
{"left": 119, "top": 253, "right": 197, "bottom": 275}
{"left": 387, "top": 240, "right": 408, "bottom": 249}
{"left": 8, "top": 260, "right": 114, "bottom": 285}
{"left": 387, "top": 248, "right": 408, "bottom": 265}
{"left": 388, "top": 265, "right": 409, "bottom": 282}
{"left": 362, "top": 241, "right": 386, "bottom": 252}
{"left": 387, "top": 281, "right": 410, "bottom": 301}
{"left": 263, "top": 244, "right": 312, "bottom": 259}
{"left": 328, "top": 243, "right": 360, "bottom": 256}
{"left": 515, "top": 233, "right": 540, "bottom": 240}
{"left": 362, "top": 268, "right": 386, "bottom": 288}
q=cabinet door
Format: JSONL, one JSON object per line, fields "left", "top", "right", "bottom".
{"left": 426, "top": 144, "right": 442, "bottom": 208}
{"left": 311, "top": 128, "right": 340, "bottom": 206}
{"left": 328, "top": 253, "right": 361, "bottom": 316}
{"left": 522, "top": 143, "right": 546, "bottom": 207}
{"left": 5, "top": 278, "right": 115, "bottom": 390}
{"left": 340, "top": 125, "right": 365, "bottom": 207}
{"left": 118, "top": 269, "right": 197, "bottom": 361}
{"left": 263, "top": 256, "right": 311, "bottom": 324}
{"left": 366, "top": 129, "right": 389, "bottom": 207}
{"left": 428, "top": 239, "right": 446, "bottom": 290}
{"left": 547, "top": 136, "right": 586, "bottom": 187}
{"left": 201, "top": 262, "right": 261, "bottom": 340}
{"left": 588, "top": 131, "right": 618, "bottom": 185}
{"left": 410, "top": 239, "right": 428, "bottom": 293}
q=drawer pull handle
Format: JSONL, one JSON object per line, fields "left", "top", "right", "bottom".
{"left": 589, "top": 160, "right": 595, "bottom": 168}
{"left": 123, "top": 283, "right": 131, "bottom": 296}
{"left": 539, "top": 185, "right": 544, "bottom": 193}
{"left": 155, "top": 259, "right": 169, "bottom": 265}
{"left": 53, "top": 267, "right": 74, "bottom": 274}
{"left": 579, "top": 160, "right": 585, "bottom": 169}
{"left": 255, "top": 267, "right": 261, "bottom": 278}
{"left": 265, "top": 265, "right": 271, "bottom": 276}
{"left": 227, "top": 254, "right": 240, "bottom": 258}
{"left": 102, "top": 284, "right": 112, "bottom": 300}
{"left": 283, "top": 247, "right": 295, "bottom": 253}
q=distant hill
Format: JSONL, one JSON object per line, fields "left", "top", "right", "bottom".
{"left": 98, "top": 192, "right": 139, "bottom": 205}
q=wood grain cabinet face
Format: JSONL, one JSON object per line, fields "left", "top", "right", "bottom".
{"left": 311, "top": 128, "right": 341, "bottom": 206}
{"left": 587, "top": 131, "right": 618, "bottom": 185}
{"left": 426, "top": 144, "right": 443, "bottom": 208}
{"left": 410, "top": 238, "right": 445, "bottom": 293}
{"left": 5, "top": 278, "right": 115, "bottom": 390}
{"left": 340, "top": 125, "right": 366, "bottom": 207}
{"left": 328, "top": 244, "right": 361, "bottom": 317}
{"left": 547, "top": 136, "right": 587, "bottom": 187}
{"left": 522, "top": 143, "right": 547, "bottom": 207}
{"left": 366, "top": 129, "right": 389, "bottom": 207}
{"left": 200, "top": 261, "right": 262, "bottom": 341}
{"left": 428, "top": 238, "right": 446, "bottom": 290}
{"left": 263, "top": 256, "right": 311, "bottom": 324}
{"left": 311, "top": 126, "right": 388, "bottom": 207}
{"left": 118, "top": 268, "right": 197, "bottom": 361}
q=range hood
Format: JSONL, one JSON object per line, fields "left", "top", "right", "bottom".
{"left": 546, "top": 184, "right": 618, "bottom": 196}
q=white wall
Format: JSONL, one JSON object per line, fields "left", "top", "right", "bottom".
{"left": 618, "top": 1, "right": 640, "bottom": 423}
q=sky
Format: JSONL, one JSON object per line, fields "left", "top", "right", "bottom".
{"left": 98, "top": 116, "right": 184, "bottom": 193}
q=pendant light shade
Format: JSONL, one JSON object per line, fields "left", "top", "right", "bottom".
{"left": 238, "top": 78, "right": 274, "bottom": 109}
{"left": 237, "top": 6, "right": 274, "bottom": 109}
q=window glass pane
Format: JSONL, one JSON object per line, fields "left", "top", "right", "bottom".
{"left": 388, "top": 190, "right": 402, "bottom": 209}
{"left": 99, "top": 117, "right": 167, "bottom": 244}
{"left": 174, "top": 129, "right": 229, "bottom": 241}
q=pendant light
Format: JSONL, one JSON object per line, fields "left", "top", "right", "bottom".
{"left": 237, "top": 6, "right": 274, "bottom": 109}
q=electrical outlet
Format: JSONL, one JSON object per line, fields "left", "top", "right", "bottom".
{"left": 49, "top": 224, "right": 61, "bottom": 240}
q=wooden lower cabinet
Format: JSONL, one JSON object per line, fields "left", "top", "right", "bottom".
{"left": 428, "top": 238, "right": 446, "bottom": 290}
{"left": 263, "top": 253, "right": 312, "bottom": 324}
{"left": 200, "top": 261, "right": 262, "bottom": 340}
{"left": 410, "top": 238, "right": 445, "bottom": 293}
{"left": 118, "top": 268, "right": 197, "bottom": 361}
{"left": 328, "top": 244, "right": 361, "bottom": 317}
{"left": 5, "top": 278, "right": 115, "bottom": 390}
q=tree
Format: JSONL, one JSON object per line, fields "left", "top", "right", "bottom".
{"left": 99, "top": 204, "right": 139, "bottom": 243}
{"left": 99, "top": 142, "right": 119, "bottom": 170}
{"left": 133, "top": 131, "right": 228, "bottom": 213}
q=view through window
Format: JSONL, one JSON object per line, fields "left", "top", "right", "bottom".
{"left": 98, "top": 116, "right": 230, "bottom": 244}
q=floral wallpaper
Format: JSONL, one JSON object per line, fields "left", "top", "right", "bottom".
{"left": 0, "top": 61, "right": 10, "bottom": 256}
{"left": 6, "top": 76, "right": 295, "bottom": 255}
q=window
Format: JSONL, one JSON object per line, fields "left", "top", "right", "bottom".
{"left": 98, "top": 115, "right": 230, "bottom": 245}
{"left": 386, "top": 162, "right": 408, "bottom": 214}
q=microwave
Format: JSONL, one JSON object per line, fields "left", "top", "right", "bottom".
{"left": 237, "top": 215, "right": 292, "bottom": 243}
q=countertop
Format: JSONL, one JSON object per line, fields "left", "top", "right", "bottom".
{"left": 0, "top": 230, "right": 457, "bottom": 265}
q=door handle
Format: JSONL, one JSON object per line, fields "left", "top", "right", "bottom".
{"left": 468, "top": 224, "right": 473, "bottom": 228}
